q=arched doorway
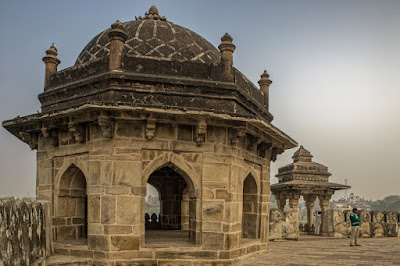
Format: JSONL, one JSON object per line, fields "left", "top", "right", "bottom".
{"left": 145, "top": 166, "right": 196, "bottom": 246}
{"left": 242, "top": 174, "right": 259, "bottom": 240}
{"left": 56, "top": 164, "right": 87, "bottom": 241}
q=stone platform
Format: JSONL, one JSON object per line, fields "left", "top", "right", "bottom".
{"left": 237, "top": 235, "right": 400, "bottom": 265}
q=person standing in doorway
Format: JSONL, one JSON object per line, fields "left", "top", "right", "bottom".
{"left": 314, "top": 211, "right": 322, "bottom": 235}
{"left": 350, "top": 208, "right": 361, "bottom": 246}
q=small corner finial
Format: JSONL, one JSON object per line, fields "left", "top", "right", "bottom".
{"left": 149, "top": 5, "right": 159, "bottom": 15}
{"left": 111, "top": 20, "right": 124, "bottom": 30}
{"left": 221, "top": 33, "right": 233, "bottom": 42}
{"left": 261, "top": 70, "right": 269, "bottom": 79}
{"left": 50, "top": 42, "right": 57, "bottom": 51}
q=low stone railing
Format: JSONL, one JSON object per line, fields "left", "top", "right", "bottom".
{"left": 0, "top": 199, "right": 51, "bottom": 265}
{"left": 328, "top": 209, "right": 400, "bottom": 238}
{"left": 145, "top": 213, "right": 161, "bottom": 230}
{"left": 269, "top": 208, "right": 299, "bottom": 241}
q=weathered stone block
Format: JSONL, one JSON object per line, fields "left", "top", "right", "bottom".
{"left": 88, "top": 195, "right": 101, "bottom": 223}
{"left": 224, "top": 233, "right": 239, "bottom": 250}
{"left": 104, "top": 225, "right": 133, "bottom": 234}
{"left": 203, "top": 201, "right": 224, "bottom": 222}
{"left": 101, "top": 195, "right": 116, "bottom": 224}
{"left": 88, "top": 160, "right": 101, "bottom": 185}
{"left": 111, "top": 235, "right": 139, "bottom": 251}
{"left": 113, "top": 161, "right": 141, "bottom": 187}
{"left": 89, "top": 235, "right": 110, "bottom": 251}
{"left": 202, "top": 232, "right": 224, "bottom": 250}
{"left": 117, "top": 196, "right": 141, "bottom": 224}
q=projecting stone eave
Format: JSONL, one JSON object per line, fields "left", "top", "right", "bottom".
{"left": 2, "top": 103, "right": 296, "bottom": 151}
{"left": 271, "top": 180, "right": 351, "bottom": 192}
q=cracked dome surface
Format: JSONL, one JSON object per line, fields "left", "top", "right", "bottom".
{"left": 76, "top": 19, "right": 220, "bottom": 65}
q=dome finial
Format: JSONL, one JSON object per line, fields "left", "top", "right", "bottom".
{"left": 149, "top": 5, "right": 159, "bottom": 15}
{"left": 137, "top": 5, "right": 167, "bottom": 21}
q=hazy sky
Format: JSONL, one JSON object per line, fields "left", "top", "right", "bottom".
{"left": 0, "top": 1, "right": 399, "bottom": 200}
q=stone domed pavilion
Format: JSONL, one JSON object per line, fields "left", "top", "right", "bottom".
{"left": 3, "top": 6, "right": 297, "bottom": 265}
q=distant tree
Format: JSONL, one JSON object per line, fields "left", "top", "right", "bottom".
{"left": 371, "top": 195, "right": 400, "bottom": 211}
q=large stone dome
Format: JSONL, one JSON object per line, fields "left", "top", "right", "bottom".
{"left": 76, "top": 7, "right": 220, "bottom": 65}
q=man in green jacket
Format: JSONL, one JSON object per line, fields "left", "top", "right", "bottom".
{"left": 349, "top": 208, "right": 361, "bottom": 246}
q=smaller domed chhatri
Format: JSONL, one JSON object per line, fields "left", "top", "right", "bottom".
{"left": 271, "top": 146, "right": 350, "bottom": 236}
{"left": 3, "top": 6, "right": 298, "bottom": 265}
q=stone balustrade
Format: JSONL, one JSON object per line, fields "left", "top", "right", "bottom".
{"left": 269, "top": 208, "right": 400, "bottom": 241}
{"left": 0, "top": 199, "right": 51, "bottom": 266}
{"left": 145, "top": 213, "right": 161, "bottom": 230}
{"left": 328, "top": 210, "right": 400, "bottom": 238}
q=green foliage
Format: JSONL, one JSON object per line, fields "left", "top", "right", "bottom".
{"left": 371, "top": 195, "right": 400, "bottom": 211}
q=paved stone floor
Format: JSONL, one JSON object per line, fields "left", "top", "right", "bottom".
{"left": 236, "top": 236, "right": 400, "bottom": 265}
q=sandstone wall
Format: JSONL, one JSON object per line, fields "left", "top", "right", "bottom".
{"left": 328, "top": 210, "right": 400, "bottom": 238}
{"left": 0, "top": 199, "right": 51, "bottom": 266}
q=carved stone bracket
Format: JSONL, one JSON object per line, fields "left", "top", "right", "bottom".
{"left": 195, "top": 120, "right": 207, "bottom": 146}
{"left": 41, "top": 127, "right": 59, "bottom": 146}
{"left": 68, "top": 122, "right": 85, "bottom": 143}
{"left": 51, "top": 130, "right": 59, "bottom": 146}
{"left": 247, "top": 134, "right": 260, "bottom": 152}
{"left": 146, "top": 119, "right": 156, "bottom": 140}
{"left": 270, "top": 147, "right": 278, "bottom": 162}
{"left": 231, "top": 128, "right": 245, "bottom": 145}
{"left": 98, "top": 116, "right": 113, "bottom": 139}
{"left": 257, "top": 142, "right": 272, "bottom": 158}
{"left": 19, "top": 132, "right": 38, "bottom": 150}
{"left": 41, "top": 127, "right": 50, "bottom": 138}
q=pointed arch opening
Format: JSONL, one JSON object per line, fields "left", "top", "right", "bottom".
{"left": 242, "top": 174, "right": 260, "bottom": 241}
{"left": 55, "top": 164, "right": 87, "bottom": 241}
{"left": 144, "top": 165, "right": 198, "bottom": 247}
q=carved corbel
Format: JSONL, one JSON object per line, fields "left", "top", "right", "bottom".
{"left": 19, "top": 132, "right": 38, "bottom": 150}
{"left": 41, "top": 126, "right": 59, "bottom": 146}
{"left": 246, "top": 134, "right": 260, "bottom": 152}
{"left": 41, "top": 126, "right": 50, "bottom": 138}
{"left": 98, "top": 116, "right": 113, "bottom": 139}
{"left": 231, "top": 128, "right": 245, "bottom": 145}
{"left": 257, "top": 142, "right": 272, "bottom": 158}
{"left": 194, "top": 120, "right": 207, "bottom": 146}
{"left": 145, "top": 119, "right": 156, "bottom": 140}
{"left": 271, "top": 147, "right": 278, "bottom": 162}
{"left": 51, "top": 130, "right": 59, "bottom": 146}
{"left": 68, "top": 122, "right": 85, "bottom": 143}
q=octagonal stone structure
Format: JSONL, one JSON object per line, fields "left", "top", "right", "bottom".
{"left": 2, "top": 6, "right": 296, "bottom": 265}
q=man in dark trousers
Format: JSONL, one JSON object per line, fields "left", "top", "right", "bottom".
{"left": 349, "top": 208, "right": 361, "bottom": 246}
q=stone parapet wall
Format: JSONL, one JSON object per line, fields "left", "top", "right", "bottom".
{"left": 269, "top": 208, "right": 299, "bottom": 241}
{"left": 0, "top": 199, "right": 51, "bottom": 266}
{"left": 328, "top": 210, "right": 400, "bottom": 238}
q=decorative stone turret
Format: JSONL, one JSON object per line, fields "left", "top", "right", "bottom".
{"left": 258, "top": 70, "right": 272, "bottom": 109}
{"left": 218, "top": 33, "right": 235, "bottom": 82}
{"left": 42, "top": 43, "right": 60, "bottom": 90}
{"left": 108, "top": 20, "right": 127, "bottom": 71}
{"left": 292, "top": 145, "right": 313, "bottom": 162}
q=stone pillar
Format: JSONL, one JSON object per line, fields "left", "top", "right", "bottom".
{"left": 320, "top": 196, "right": 331, "bottom": 236}
{"left": 258, "top": 70, "right": 272, "bottom": 109}
{"left": 42, "top": 43, "right": 60, "bottom": 90}
{"left": 274, "top": 193, "right": 286, "bottom": 212}
{"left": 108, "top": 20, "right": 127, "bottom": 71}
{"left": 259, "top": 164, "right": 271, "bottom": 243}
{"left": 304, "top": 195, "right": 316, "bottom": 234}
{"left": 218, "top": 33, "right": 235, "bottom": 82}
